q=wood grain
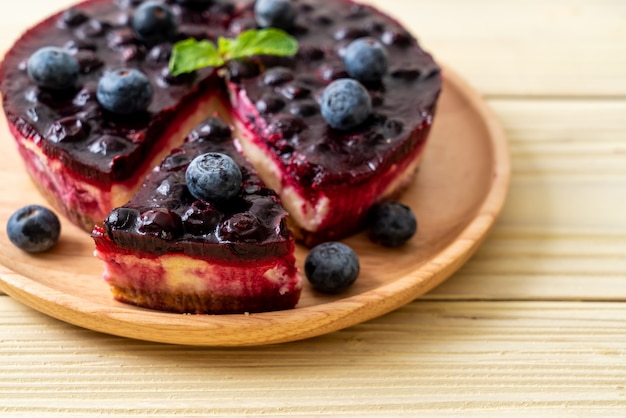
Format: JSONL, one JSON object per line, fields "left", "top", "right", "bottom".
{"left": 0, "top": 69, "right": 510, "bottom": 345}
{"left": 1, "top": 296, "right": 625, "bottom": 416}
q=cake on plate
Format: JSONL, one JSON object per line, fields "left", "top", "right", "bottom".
{"left": 0, "top": 0, "right": 441, "bottom": 313}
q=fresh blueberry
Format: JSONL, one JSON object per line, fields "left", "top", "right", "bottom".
{"left": 320, "top": 78, "right": 372, "bottom": 130}
{"left": 368, "top": 201, "right": 417, "bottom": 247}
{"left": 185, "top": 153, "right": 242, "bottom": 202}
{"left": 132, "top": 1, "right": 177, "bottom": 44}
{"left": 304, "top": 242, "right": 360, "bottom": 294}
{"left": 343, "top": 37, "right": 389, "bottom": 82}
{"left": 97, "top": 68, "right": 154, "bottom": 115}
{"left": 254, "top": 0, "right": 296, "bottom": 31}
{"left": 27, "top": 47, "right": 79, "bottom": 90}
{"left": 6, "top": 205, "right": 61, "bottom": 253}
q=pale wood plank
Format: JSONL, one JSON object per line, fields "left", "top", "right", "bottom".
{"left": 1, "top": 297, "right": 626, "bottom": 416}
{"left": 428, "top": 98, "right": 626, "bottom": 300}
{"left": 1, "top": 0, "right": 625, "bottom": 97}
{"left": 364, "top": 0, "right": 626, "bottom": 97}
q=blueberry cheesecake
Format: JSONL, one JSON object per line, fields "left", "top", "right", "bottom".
{"left": 1, "top": 0, "right": 441, "bottom": 313}
{"left": 92, "top": 117, "right": 302, "bottom": 314}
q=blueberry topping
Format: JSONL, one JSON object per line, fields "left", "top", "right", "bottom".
{"left": 187, "top": 117, "right": 232, "bottom": 142}
{"left": 226, "top": 59, "right": 260, "bottom": 81}
{"left": 262, "top": 67, "right": 294, "bottom": 86}
{"left": 27, "top": 47, "right": 79, "bottom": 90}
{"left": 60, "top": 9, "right": 89, "bottom": 28}
{"left": 182, "top": 201, "right": 222, "bottom": 236}
{"left": 219, "top": 213, "right": 262, "bottom": 242}
{"left": 269, "top": 113, "right": 305, "bottom": 137}
{"left": 106, "top": 207, "right": 139, "bottom": 230}
{"left": 7, "top": 205, "right": 61, "bottom": 253}
{"left": 75, "top": 50, "right": 103, "bottom": 74}
{"left": 320, "top": 78, "right": 372, "bottom": 130}
{"left": 368, "top": 201, "right": 417, "bottom": 247}
{"left": 304, "top": 242, "right": 360, "bottom": 294}
{"left": 185, "top": 153, "right": 242, "bottom": 202}
{"left": 256, "top": 93, "right": 285, "bottom": 114}
{"left": 138, "top": 208, "right": 183, "bottom": 240}
{"left": 132, "top": 1, "right": 177, "bottom": 44}
{"left": 288, "top": 99, "right": 318, "bottom": 117}
{"left": 97, "top": 68, "right": 153, "bottom": 115}
{"left": 88, "top": 135, "right": 129, "bottom": 156}
{"left": 343, "top": 37, "right": 389, "bottom": 83}
{"left": 254, "top": 0, "right": 296, "bottom": 31}
{"left": 47, "top": 117, "right": 90, "bottom": 143}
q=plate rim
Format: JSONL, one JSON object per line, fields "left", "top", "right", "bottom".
{"left": 0, "top": 67, "right": 510, "bottom": 346}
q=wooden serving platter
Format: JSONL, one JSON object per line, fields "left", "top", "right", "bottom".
{"left": 0, "top": 69, "right": 509, "bottom": 346}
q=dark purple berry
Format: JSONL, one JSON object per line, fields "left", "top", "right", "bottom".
{"left": 320, "top": 78, "right": 372, "bottom": 130}
{"left": 132, "top": 1, "right": 177, "bottom": 44}
{"left": 185, "top": 153, "right": 242, "bottom": 202}
{"left": 343, "top": 37, "right": 389, "bottom": 82}
{"left": 254, "top": 0, "right": 296, "bottom": 31}
{"left": 7, "top": 205, "right": 61, "bottom": 253}
{"left": 27, "top": 47, "right": 79, "bottom": 90}
{"left": 369, "top": 201, "right": 417, "bottom": 247}
{"left": 304, "top": 242, "right": 359, "bottom": 294}
{"left": 97, "top": 68, "right": 153, "bottom": 115}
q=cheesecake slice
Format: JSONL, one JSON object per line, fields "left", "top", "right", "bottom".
{"left": 92, "top": 117, "right": 302, "bottom": 314}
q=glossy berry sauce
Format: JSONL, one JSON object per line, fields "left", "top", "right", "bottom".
{"left": 1, "top": 0, "right": 441, "bottom": 243}
{"left": 92, "top": 118, "right": 294, "bottom": 260}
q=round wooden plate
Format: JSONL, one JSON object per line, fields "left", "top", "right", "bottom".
{"left": 0, "top": 69, "right": 509, "bottom": 346}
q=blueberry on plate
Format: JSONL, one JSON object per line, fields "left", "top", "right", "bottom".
{"left": 304, "top": 242, "right": 360, "bottom": 294}
{"left": 97, "top": 68, "right": 154, "bottom": 115}
{"left": 27, "top": 46, "right": 79, "bottom": 90}
{"left": 343, "top": 37, "right": 389, "bottom": 83}
{"left": 369, "top": 201, "right": 417, "bottom": 247}
{"left": 132, "top": 1, "right": 177, "bottom": 44}
{"left": 320, "top": 78, "right": 372, "bottom": 130}
{"left": 254, "top": 0, "right": 296, "bottom": 31}
{"left": 7, "top": 205, "right": 61, "bottom": 253}
{"left": 185, "top": 153, "right": 242, "bottom": 202}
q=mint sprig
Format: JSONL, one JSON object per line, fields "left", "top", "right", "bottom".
{"left": 169, "top": 29, "right": 298, "bottom": 76}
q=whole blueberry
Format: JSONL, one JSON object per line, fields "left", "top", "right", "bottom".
{"left": 320, "top": 78, "right": 372, "bottom": 130}
{"left": 369, "top": 201, "right": 417, "bottom": 247}
{"left": 97, "top": 68, "right": 154, "bottom": 114}
{"left": 185, "top": 153, "right": 242, "bottom": 202}
{"left": 27, "top": 47, "right": 79, "bottom": 90}
{"left": 304, "top": 242, "right": 360, "bottom": 294}
{"left": 254, "top": 0, "right": 296, "bottom": 31}
{"left": 343, "top": 37, "right": 389, "bottom": 83}
{"left": 132, "top": 1, "right": 177, "bottom": 44}
{"left": 7, "top": 205, "right": 61, "bottom": 253}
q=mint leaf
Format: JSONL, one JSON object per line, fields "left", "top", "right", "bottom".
{"left": 169, "top": 29, "right": 298, "bottom": 76}
{"left": 169, "top": 39, "right": 224, "bottom": 76}
{"left": 222, "top": 29, "right": 299, "bottom": 61}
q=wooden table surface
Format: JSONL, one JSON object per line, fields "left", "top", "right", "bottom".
{"left": 1, "top": 0, "right": 625, "bottom": 415}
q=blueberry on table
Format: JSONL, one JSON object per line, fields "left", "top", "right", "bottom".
{"left": 27, "top": 46, "right": 79, "bottom": 90}
{"left": 368, "top": 201, "right": 417, "bottom": 247}
{"left": 97, "top": 68, "right": 154, "bottom": 115}
{"left": 304, "top": 242, "right": 360, "bottom": 294}
{"left": 320, "top": 78, "right": 372, "bottom": 130}
{"left": 132, "top": 1, "right": 177, "bottom": 44}
{"left": 254, "top": 0, "right": 296, "bottom": 31}
{"left": 185, "top": 153, "right": 243, "bottom": 202}
{"left": 343, "top": 37, "right": 389, "bottom": 83}
{"left": 6, "top": 205, "right": 61, "bottom": 253}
